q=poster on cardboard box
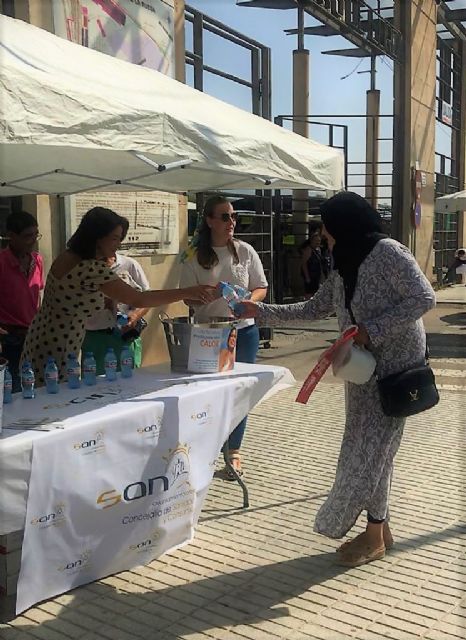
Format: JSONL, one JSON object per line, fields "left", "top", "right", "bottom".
{"left": 187, "top": 327, "right": 237, "bottom": 374}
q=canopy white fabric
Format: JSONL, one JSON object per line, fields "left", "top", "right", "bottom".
{"left": 435, "top": 190, "right": 466, "bottom": 213}
{"left": 0, "top": 15, "right": 344, "bottom": 197}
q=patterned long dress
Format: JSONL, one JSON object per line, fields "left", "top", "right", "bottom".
{"left": 257, "top": 239, "right": 436, "bottom": 539}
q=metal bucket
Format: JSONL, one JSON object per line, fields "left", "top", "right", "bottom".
{"left": 159, "top": 314, "right": 238, "bottom": 373}
{"left": 0, "top": 357, "right": 7, "bottom": 434}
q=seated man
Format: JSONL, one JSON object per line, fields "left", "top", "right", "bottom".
{"left": 82, "top": 251, "right": 150, "bottom": 374}
{"left": 0, "top": 211, "right": 44, "bottom": 391}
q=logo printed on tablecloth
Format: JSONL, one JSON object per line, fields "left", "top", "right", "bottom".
{"left": 136, "top": 419, "right": 163, "bottom": 439}
{"left": 30, "top": 502, "right": 67, "bottom": 528}
{"left": 57, "top": 549, "right": 92, "bottom": 574}
{"left": 128, "top": 529, "right": 162, "bottom": 553}
{"left": 190, "top": 404, "right": 212, "bottom": 426}
{"left": 121, "top": 488, "right": 195, "bottom": 525}
{"left": 96, "top": 443, "right": 191, "bottom": 510}
{"left": 43, "top": 386, "right": 123, "bottom": 411}
{"left": 72, "top": 430, "right": 105, "bottom": 455}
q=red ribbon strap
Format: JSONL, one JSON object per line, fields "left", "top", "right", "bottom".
{"left": 295, "top": 326, "right": 359, "bottom": 404}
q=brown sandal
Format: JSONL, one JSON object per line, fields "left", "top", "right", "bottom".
{"left": 337, "top": 544, "right": 385, "bottom": 567}
{"left": 221, "top": 453, "right": 243, "bottom": 481}
{"left": 337, "top": 528, "right": 394, "bottom": 554}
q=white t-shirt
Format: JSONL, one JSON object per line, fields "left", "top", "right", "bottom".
{"left": 179, "top": 240, "right": 268, "bottom": 328}
{"left": 86, "top": 253, "right": 150, "bottom": 331}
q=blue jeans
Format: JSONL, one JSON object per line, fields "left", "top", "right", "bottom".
{"left": 0, "top": 333, "right": 25, "bottom": 393}
{"left": 228, "top": 324, "right": 260, "bottom": 450}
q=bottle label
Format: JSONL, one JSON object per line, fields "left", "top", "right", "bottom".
{"left": 106, "top": 362, "right": 117, "bottom": 370}
{"left": 45, "top": 372, "right": 58, "bottom": 381}
{"left": 121, "top": 358, "right": 133, "bottom": 367}
{"left": 4, "top": 381, "right": 12, "bottom": 391}
{"left": 84, "top": 365, "right": 96, "bottom": 374}
{"left": 67, "top": 367, "right": 80, "bottom": 377}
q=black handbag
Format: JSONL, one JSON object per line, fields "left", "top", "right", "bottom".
{"left": 377, "top": 361, "right": 440, "bottom": 418}
{"left": 348, "top": 305, "right": 439, "bottom": 418}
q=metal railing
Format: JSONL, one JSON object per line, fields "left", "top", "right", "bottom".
{"left": 274, "top": 113, "right": 394, "bottom": 214}
{"left": 185, "top": 4, "right": 271, "bottom": 119}
{"left": 434, "top": 151, "right": 461, "bottom": 284}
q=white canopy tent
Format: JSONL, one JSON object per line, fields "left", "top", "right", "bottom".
{"left": 0, "top": 15, "right": 344, "bottom": 197}
{"left": 435, "top": 190, "right": 466, "bottom": 213}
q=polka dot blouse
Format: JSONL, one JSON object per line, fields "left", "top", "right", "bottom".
{"left": 21, "top": 259, "right": 120, "bottom": 384}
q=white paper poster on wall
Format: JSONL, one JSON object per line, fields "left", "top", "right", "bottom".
{"left": 66, "top": 191, "right": 179, "bottom": 255}
{"left": 187, "top": 327, "right": 237, "bottom": 374}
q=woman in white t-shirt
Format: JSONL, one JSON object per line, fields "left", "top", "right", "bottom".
{"left": 179, "top": 196, "right": 268, "bottom": 478}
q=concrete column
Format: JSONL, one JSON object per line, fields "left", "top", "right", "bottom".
{"left": 393, "top": 0, "right": 437, "bottom": 277}
{"left": 292, "top": 47, "right": 309, "bottom": 246}
{"left": 174, "top": 0, "right": 186, "bottom": 84}
{"left": 290, "top": 47, "right": 309, "bottom": 296}
{"left": 455, "top": 41, "right": 466, "bottom": 249}
{"left": 14, "top": 0, "right": 53, "bottom": 30}
{"left": 365, "top": 89, "right": 380, "bottom": 208}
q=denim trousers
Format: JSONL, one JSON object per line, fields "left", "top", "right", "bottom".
{"left": 0, "top": 333, "right": 25, "bottom": 393}
{"left": 228, "top": 324, "right": 260, "bottom": 450}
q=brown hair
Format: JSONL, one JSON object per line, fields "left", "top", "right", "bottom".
{"left": 196, "top": 196, "right": 239, "bottom": 269}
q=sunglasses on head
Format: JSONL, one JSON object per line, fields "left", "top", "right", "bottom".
{"left": 211, "top": 212, "right": 238, "bottom": 222}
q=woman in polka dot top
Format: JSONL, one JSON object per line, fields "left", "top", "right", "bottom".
{"left": 21, "top": 207, "right": 217, "bottom": 384}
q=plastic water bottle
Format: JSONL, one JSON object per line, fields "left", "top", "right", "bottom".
{"left": 82, "top": 352, "right": 97, "bottom": 386}
{"left": 21, "top": 361, "right": 36, "bottom": 399}
{"left": 116, "top": 312, "right": 128, "bottom": 329}
{"left": 233, "top": 284, "right": 252, "bottom": 301}
{"left": 219, "top": 281, "right": 251, "bottom": 312}
{"left": 3, "top": 368, "right": 13, "bottom": 404}
{"left": 113, "top": 312, "right": 129, "bottom": 338}
{"left": 104, "top": 347, "right": 118, "bottom": 382}
{"left": 66, "top": 353, "right": 81, "bottom": 389}
{"left": 44, "top": 357, "right": 59, "bottom": 394}
{"left": 120, "top": 346, "right": 134, "bottom": 379}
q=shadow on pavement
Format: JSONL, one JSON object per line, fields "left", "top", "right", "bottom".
{"left": 2, "top": 522, "right": 466, "bottom": 638}
{"left": 427, "top": 332, "right": 466, "bottom": 358}
{"left": 439, "top": 312, "right": 466, "bottom": 327}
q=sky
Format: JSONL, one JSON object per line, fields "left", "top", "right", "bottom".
{"left": 185, "top": 1, "right": 457, "bottom": 198}
{"left": 185, "top": 0, "right": 396, "bottom": 199}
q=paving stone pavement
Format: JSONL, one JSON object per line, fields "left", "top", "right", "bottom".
{"left": 1, "top": 382, "right": 465, "bottom": 640}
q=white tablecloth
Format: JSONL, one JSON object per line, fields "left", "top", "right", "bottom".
{"left": 1, "top": 363, "right": 293, "bottom": 536}
{"left": 0, "top": 362, "right": 294, "bottom": 613}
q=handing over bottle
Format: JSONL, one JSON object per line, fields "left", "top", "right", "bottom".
{"left": 219, "top": 281, "right": 251, "bottom": 313}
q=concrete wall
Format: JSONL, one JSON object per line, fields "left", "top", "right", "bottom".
{"left": 410, "top": 0, "right": 437, "bottom": 276}
{"left": 457, "top": 42, "right": 466, "bottom": 251}
{"left": 393, "top": 0, "right": 437, "bottom": 279}
{"left": 15, "top": 0, "right": 188, "bottom": 366}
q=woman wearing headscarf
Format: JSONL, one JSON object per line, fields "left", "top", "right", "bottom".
{"left": 237, "top": 192, "right": 436, "bottom": 567}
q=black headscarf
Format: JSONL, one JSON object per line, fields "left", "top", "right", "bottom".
{"left": 320, "top": 192, "right": 388, "bottom": 309}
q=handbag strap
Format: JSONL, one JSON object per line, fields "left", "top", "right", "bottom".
{"left": 347, "top": 303, "right": 357, "bottom": 326}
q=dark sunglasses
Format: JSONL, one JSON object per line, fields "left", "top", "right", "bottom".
{"left": 210, "top": 212, "right": 238, "bottom": 222}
